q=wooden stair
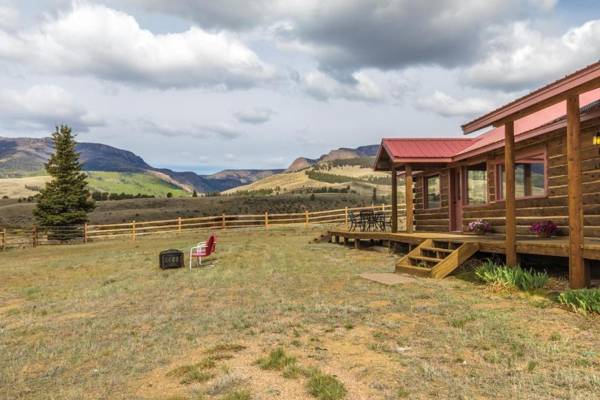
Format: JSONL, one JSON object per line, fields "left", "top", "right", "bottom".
{"left": 395, "top": 239, "right": 479, "bottom": 279}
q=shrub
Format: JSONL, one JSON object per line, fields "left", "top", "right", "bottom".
{"left": 221, "top": 389, "right": 252, "bottom": 400}
{"left": 558, "top": 289, "right": 600, "bottom": 314}
{"left": 474, "top": 260, "right": 548, "bottom": 291}
{"left": 306, "top": 369, "right": 346, "bottom": 400}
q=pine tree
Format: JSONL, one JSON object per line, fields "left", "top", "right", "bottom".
{"left": 34, "top": 125, "right": 95, "bottom": 232}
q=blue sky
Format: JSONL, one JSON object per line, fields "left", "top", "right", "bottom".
{"left": 0, "top": 0, "right": 599, "bottom": 174}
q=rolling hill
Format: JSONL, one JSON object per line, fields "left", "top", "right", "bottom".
{"left": 0, "top": 137, "right": 282, "bottom": 197}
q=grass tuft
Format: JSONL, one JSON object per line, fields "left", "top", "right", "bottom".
{"left": 474, "top": 260, "right": 548, "bottom": 291}
{"left": 166, "top": 358, "right": 217, "bottom": 384}
{"left": 558, "top": 288, "right": 600, "bottom": 314}
{"left": 305, "top": 369, "right": 346, "bottom": 400}
{"left": 256, "top": 347, "right": 296, "bottom": 370}
{"left": 221, "top": 389, "right": 251, "bottom": 400}
{"left": 206, "top": 343, "right": 247, "bottom": 355}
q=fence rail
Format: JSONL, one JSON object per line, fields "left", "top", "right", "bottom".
{"left": 0, "top": 204, "right": 407, "bottom": 250}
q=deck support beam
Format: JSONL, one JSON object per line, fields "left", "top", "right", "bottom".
{"left": 567, "top": 94, "right": 589, "bottom": 288}
{"left": 504, "top": 120, "right": 517, "bottom": 266}
{"left": 405, "top": 165, "right": 414, "bottom": 233}
{"left": 391, "top": 167, "right": 398, "bottom": 233}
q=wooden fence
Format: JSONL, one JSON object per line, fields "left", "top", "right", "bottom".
{"left": 0, "top": 204, "right": 406, "bottom": 250}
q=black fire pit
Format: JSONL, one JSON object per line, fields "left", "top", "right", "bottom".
{"left": 159, "top": 249, "right": 184, "bottom": 269}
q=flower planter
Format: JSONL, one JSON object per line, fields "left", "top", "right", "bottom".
{"left": 536, "top": 233, "right": 552, "bottom": 239}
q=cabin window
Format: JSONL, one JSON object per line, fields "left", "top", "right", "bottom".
{"left": 424, "top": 175, "right": 441, "bottom": 209}
{"left": 497, "top": 152, "right": 546, "bottom": 200}
{"left": 465, "top": 163, "right": 488, "bottom": 205}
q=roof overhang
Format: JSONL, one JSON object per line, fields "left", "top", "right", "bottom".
{"left": 462, "top": 61, "right": 600, "bottom": 134}
{"left": 455, "top": 108, "right": 600, "bottom": 161}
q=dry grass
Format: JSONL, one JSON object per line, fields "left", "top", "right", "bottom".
{"left": 1, "top": 227, "right": 600, "bottom": 399}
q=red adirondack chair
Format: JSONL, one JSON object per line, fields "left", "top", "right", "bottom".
{"left": 189, "top": 234, "right": 217, "bottom": 269}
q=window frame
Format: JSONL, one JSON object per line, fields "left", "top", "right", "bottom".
{"left": 423, "top": 173, "right": 442, "bottom": 210}
{"left": 462, "top": 161, "right": 489, "bottom": 207}
{"left": 495, "top": 146, "right": 548, "bottom": 202}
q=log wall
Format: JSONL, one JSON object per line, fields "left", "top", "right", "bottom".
{"left": 413, "top": 122, "right": 600, "bottom": 237}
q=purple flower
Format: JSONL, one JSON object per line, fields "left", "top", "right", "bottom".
{"left": 468, "top": 219, "right": 492, "bottom": 233}
{"left": 529, "top": 220, "right": 557, "bottom": 235}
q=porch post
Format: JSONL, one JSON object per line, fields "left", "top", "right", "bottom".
{"left": 391, "top": 167, "right": 398, "bottom": 233}
{"left": 405, "top": 165, "right": 414, "bottom": 233}
{"left": 566, "top": 94, "right": 588, "bottom": 288}
{"left": 504, "top": 120, "right": 517, "bottom": 266}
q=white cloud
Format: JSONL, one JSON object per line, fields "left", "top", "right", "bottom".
{"left": 415, "top": 91, "right": 499, "bottom": 118}
{"left": 0, "top": 4, "right": 276, "bottom": 89}
{"left": 0, "top": 85, "right": 104, "bottom": 132}
{"left": 139, "top": 119, "right": 243, "bottom": 139}
{"left": 234, "top": 107, "right": 275, "bottom": 124}
{"left": 463, "top": 20, "right": 600, "bottom": 90}
{"left": 302, "top": 70, "right": 386, "bottom": 102}
{"left": 0, "top": 5, "right": 19, "bottom": 31}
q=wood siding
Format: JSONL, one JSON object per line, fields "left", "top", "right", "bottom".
{"left": 413, "top": 121, "right": 600, "bottom": 237}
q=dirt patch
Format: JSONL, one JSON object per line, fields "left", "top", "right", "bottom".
{"left": 0, "top": 298, "right": 25, "bottom": 314}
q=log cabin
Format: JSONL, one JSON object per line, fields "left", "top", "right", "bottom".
{"left": 334, "top": 61, "right": 600, "bottom": 288}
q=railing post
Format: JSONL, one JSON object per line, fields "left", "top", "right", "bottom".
{"left": 345, "top": 207, "right": 349, "bottom": 229}
{"left": 222, "top": 214, "right": 226, "bottom": 230}
{"left": 265, "top": 211, "right": 269, "bottom": 230}
{"left": 83, "top": 223, "right": 88, "bottom": 244}
{"left": 132, "top": 221, "right": 136, "bottom": 241}
{"left": 178, "top": 217, "right": 182, "bottom": 234}
{"left": 1, "top": 228, "right": 5, "bottom": 251}
{"left": 305, "top": 210, "right": 309, "bottom": 228}
{"left": 31, "top": 225, "right": 38, "bottom": 248}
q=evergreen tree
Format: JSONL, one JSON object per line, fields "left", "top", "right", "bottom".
{"left": 34, "top": 125, "right": 95, "bottom": 230}
{"left": 192, "top": 190, "right": 198, "bottom": 197}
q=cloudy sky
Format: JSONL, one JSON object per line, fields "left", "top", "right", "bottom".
{"left": 0, "top": 1, "right": 599, "bottom": 173}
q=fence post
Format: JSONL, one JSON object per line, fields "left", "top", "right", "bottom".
{"left": 132, "top": 221, "right": 136, "bottom": 241}
{"left": 265, "top": 211, "right": 269, "bottom": 230}
{"left": 222, "top": 214, "right": 226, "bottom": 230}
{"left": 305, "top": 210, "right": 309, "bottom": 228}
{"left": 83, "top": 223, "right": 88, "bottom": 244}
{"left": 345, "top": 207, "right": 349, "bottom": 229}
{"left": 32, "top": 225, "right": 38, "bottom": 247}
{"left": 1, "top": 228, "right": 5, "bottom": 251}
{"left": 178, "top": 217, "right": 182, "bottom": 234}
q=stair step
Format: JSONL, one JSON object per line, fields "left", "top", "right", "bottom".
{"left": 395, "top": 263, "right": 431, "bottom": 277}
{"left": 421, "top": 247, "right": 453, "bottom": 254}
{"left": 409, "top": 255, "right": 443, "bottom": 263}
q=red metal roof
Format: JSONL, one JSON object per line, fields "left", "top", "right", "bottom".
{"left": 376, "top": 87, "right": 600, "bottom": 169}
{"left": 462, "top": 60, "right": 600, "bottom": 134}
{"left": 381, "top": 138, "right": 476, "bottom": 163}
{"left": 455, "top": 88, "right": 600, "bottom": 160}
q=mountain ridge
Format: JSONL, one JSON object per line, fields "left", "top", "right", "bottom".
{"left": 0, "top": 137, "right": 280, "bottom": 193}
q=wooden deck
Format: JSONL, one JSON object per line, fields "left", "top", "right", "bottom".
{"left": 327, "top": 229, "right": 600, "bottom": 261}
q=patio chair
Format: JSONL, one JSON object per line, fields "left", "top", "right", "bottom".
{"left": 349, "top": 211, "right": 359, "bottom": 231}
{"left": 189, "top": 234, "right": 217, "bottom": 269}
{"left": 360, "top": 210, "right": 376, "bottom": 231}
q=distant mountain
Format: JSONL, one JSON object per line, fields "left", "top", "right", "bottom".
{"left": 286, "top": 144, "right": 379, "bottom": 171}
{"left": 0, "top": 137, "right": 280, "bottom": 193}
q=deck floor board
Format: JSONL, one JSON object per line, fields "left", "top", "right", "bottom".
{"left": 328, "top": 230, "right": 600, "bottom": 260}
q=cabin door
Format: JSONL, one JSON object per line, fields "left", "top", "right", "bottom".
{"left": 449, "top": 168, "right": 462, "bottom": 232}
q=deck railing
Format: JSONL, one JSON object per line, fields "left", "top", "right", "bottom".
{"left": 0, "top": 204, "right": 406, "bottom": 250}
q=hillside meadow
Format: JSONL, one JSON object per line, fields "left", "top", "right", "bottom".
{"left": 1, "top": 227, "right": 600, "bottom": 399}
{"left": 0, "top": 193, "right": 377, "bottom": 227}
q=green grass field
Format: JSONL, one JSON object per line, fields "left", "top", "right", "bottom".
{"left": 86, "top": 171, "right": 189, "bottom": 197}
{"left": 1, "top": 227, "right": 600, "bottom": 399}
